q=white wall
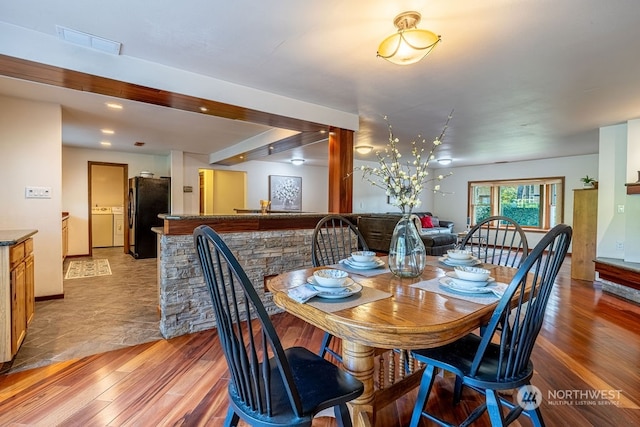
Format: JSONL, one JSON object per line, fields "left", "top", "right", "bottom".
{"left": 597, "top": 124, "right": 627, "bottom": 258}
{"left": 430, "top": 154, "right": 599, "bottom": 249}
{"left": 352, "top": 159, "right": 436, "bottom": 214}
{"left": 62, "top": 146, "right": 170, "bottom": 256}
{"left": 181, "top": 153, "right": 329, "bottom": 214}
{"left": 596, "top": 120, "right": 640, "bottom": 262}
{"left": 624, "top": 120, "right": 640, "bottom": 262}
{"left": 0, "top": 95, "right": 62, "bottom": 297}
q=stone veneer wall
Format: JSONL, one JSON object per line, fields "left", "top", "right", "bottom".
{"left": 158, "top": 229, "right": 314, "bottom": 339}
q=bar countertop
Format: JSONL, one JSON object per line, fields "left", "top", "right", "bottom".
{"left": 0, "top": 229, "right": 38, "bottom": 246}
{"left": 159, "top": 212, "right": 358, "bottom": 235}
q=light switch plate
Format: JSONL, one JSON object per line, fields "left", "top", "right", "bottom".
{"left": 25, "top": 186, "right": 52, "bottom": 199}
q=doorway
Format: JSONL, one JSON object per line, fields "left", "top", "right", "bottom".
{"left": 88, "top": 162, "right": 128, "bottom": 256}
{"left": 199, "top": 169, "right": 247, "bottom": 214}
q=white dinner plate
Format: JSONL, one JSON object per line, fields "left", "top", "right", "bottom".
{"left": 445, "top": 271, "right": 495, "bottom": 287}
{"left": 438, "top": 256, "right": 481, "bottom": 267}
{"left": 306, "top": 277, "right": 363, "bottom": 299}
{"left": 439, "top": 277, "right": 496, "bottom": 295}
{"left": 342, "top": 257, "right": 385, "bottom": 270}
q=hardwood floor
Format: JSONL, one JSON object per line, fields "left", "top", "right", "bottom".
{"left": 0, "top": 261, "right": 639, "bottom": 426}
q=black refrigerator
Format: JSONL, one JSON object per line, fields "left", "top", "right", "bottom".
{"left": 128, "top": 176, "right": 170, "bottom": 259}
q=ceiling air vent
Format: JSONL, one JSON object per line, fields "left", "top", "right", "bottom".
{"left": 56, "top": 25, "right": 121, "bottom": 55}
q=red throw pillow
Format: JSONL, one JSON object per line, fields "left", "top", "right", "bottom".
{"left": 421, "top": 216, "right": 434, "bottom": 228}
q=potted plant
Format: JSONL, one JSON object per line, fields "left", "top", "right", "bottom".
{"left": 581, "top": 175, "right": 597, "bottom": 188}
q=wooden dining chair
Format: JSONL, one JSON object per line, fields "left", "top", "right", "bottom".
{"left": 460, "top": 215, "right": 529, "bottom": 268}
{"left": 311, "top": 215, "right": 369, "bottom": 363}
{"left": 409, "top": 224, "right": 572, "bottom": 427}
{"left": 194, "top": 225, "right": 364, "bottom": 427}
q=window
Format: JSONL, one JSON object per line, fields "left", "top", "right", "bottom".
{"left": 468, "top": 177, "right": 564, "bottom": 231}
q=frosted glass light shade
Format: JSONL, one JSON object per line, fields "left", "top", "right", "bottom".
{"left": 377, "top": 11, "right": 441, "bottom": 65}
{"left": 377, "top": 29, "right": 441, "bottom": 65}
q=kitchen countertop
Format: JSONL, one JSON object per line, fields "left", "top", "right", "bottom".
{"left": 159, "top": 212, "right": 329, "bottom": 220}
{"left": 0, "top": 229, "right": 38, "bottom": 246}
{"left": 159, "top": 212, "right": 359, "bottom": 236}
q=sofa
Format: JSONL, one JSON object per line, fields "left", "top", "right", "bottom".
{"left": 357, "top": 212, "right": 457, "bottom": 256}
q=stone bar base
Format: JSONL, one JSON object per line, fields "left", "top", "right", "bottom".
{"left": 158, "top": 229, "right": 314, "bottom": 339}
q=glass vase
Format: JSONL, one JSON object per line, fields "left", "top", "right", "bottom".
{"left": 388, "top": 214, "right": 426, "bottom": 278}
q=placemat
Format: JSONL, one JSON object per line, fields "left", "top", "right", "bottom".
{"left": 410, "top": 277, "right": 507, "bottom": 305}
{"left": 307, "top": 285, "right": 392, "bottom": 313}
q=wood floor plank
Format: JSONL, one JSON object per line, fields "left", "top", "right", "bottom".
{"left": 0, "top": 262, "right": 639, "bottom": 426}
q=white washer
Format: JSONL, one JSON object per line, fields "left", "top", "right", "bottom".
{"left": 112, "top": 206, "right": 124, "bottom": 246}
{"left": 91, "top": 207, "right": 113, "bottom": 247}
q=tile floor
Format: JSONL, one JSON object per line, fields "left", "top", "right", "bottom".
{"left": 1, "top": 247, "right": 163, "bottom": 375}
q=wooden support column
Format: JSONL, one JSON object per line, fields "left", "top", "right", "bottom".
{"left": 328, "top": 128, "right": 354, "bottom": 213}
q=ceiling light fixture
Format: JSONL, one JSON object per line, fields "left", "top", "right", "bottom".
{"left": 105, "top": 102, "right": 123, "bottom": 110}
{"left": 437, "top": 158, "right": 452, "bottom": 165}
{"left": 291, "top": 159, "right": 305, "bottom": 166}
{"left": 100, "top": 141, "right": 111, "bottom": 146}
{"left": 355, "top": 145, "right": 374, "bottom": 154}
{"left": 101, "top": 129, "right": 114, "bottom": 134}
{"left": 377, "top": 11, "right": 441, "bottom": 65}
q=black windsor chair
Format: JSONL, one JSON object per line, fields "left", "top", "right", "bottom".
{"left": 311, "top": 215, "right": 370, "bottom": 363}
{"left": 409, "top": 223, "right": 572, "bottom": 427}
{"left": 453, "top": 215, "right": 531, "bottom": 403}
{"left": 194, "top": 225, "right": 364, "bottom": 427}
{"left": 460, "top": 216, "right": 529, "bottom": 268}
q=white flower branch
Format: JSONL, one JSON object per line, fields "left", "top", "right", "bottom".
{"left": 352, "top": 111, "right": 455, "bottom": 213}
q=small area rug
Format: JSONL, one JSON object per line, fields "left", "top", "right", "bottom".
{"left": 65, "top": 259, "right": 112, "bottom": 280}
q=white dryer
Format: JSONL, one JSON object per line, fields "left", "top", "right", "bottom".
{"left": 112, "top": 206, "right": 124, "bottom": 246}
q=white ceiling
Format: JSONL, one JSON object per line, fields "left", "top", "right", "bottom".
{"left": 2, "top": 0, "right": 640, "bottom": 168}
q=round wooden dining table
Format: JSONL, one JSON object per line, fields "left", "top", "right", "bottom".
{"left": 267, "top": 257, "right": 519, "bottom": 427}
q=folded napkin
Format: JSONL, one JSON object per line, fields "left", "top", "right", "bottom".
{"left": 287, "top": 284, "right": 320, "bottom": 303}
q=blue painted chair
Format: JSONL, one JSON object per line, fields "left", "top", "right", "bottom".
{"left": 194, "top": 225, "right": 364, "bottom": 427}
{"left": 409, "top": 224, "right": 572, "bottom": 427}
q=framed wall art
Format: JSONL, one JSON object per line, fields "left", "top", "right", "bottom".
{"left": 269, "top": 175, "right": 302, "bottom": 211}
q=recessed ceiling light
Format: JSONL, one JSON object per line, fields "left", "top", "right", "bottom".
{"left": 100, "top": 141, "right": 111, "bottom": 146}
{"left": 105, "top": 102, "right": 123, "bottom": 110}
{"left": 437, "top": 158, "right": 452, "bottom": 165}
{"left": 101, "top": 129, "right": 114, "bottom": 134}
{"left": 291, "top": 159, "right": 305, "bottom": 166}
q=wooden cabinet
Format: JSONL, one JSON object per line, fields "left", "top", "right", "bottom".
{"left": 1, "top": 233, "right": 36, "bottom": 362}
{"left": 571, "top": 189, "right": 598, "bottom": 281}
{"left": 11, "top": 261, "right": 26, "bottom": 355}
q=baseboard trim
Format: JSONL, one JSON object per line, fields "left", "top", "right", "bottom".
{"left": 36, "top": 294, "right": 64, "bottom": 301}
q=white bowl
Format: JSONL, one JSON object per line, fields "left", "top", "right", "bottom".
{"left": 140, "top": 171, "right": 154, "bottom": 178}
{"left": 313, "top": 269, "right": 349, "bottom": 287}
{"left": 454, "top": 266, "right": 490, "bottom": 282}
{"left": 351, "top": 251, "right": 376, "bottom": 263}
{"left": 447, "top": 249, "right": 472, "bottom": 260}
